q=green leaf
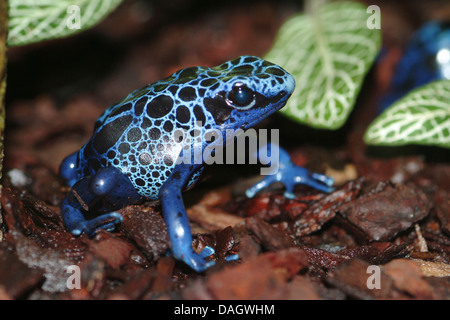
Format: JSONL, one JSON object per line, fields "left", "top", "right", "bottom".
{"left": 0, "top": 0, "right": 7, "bottom": 224}
{"left": 265, "top": 1, "right": 381, "bottom": 129}
{"left": 364, "top": 80, "right": 450, "bottom": 148}
{"left": 0, "top": 0, "right": 6, "bottom": 164}
{"left": 8, "top": 0, "right": 123, "bottom": 46}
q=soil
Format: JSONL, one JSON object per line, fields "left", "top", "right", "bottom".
{"left": 1, "top": 0, "right": 450, "bottom": 300}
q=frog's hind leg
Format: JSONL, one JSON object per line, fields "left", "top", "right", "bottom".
{"left": 61, "top": 166, "right": 142, "bottom": 237}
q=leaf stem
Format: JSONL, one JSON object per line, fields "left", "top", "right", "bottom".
{"left": 304, "top": 0, "right": 328, "bottom": 15}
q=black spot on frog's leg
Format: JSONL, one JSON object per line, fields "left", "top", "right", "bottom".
{"left": 146, "top": 95, "right": 174, "bottom": 118}
{"left": 203, "top": 94, "right": 233, "bottom": 125}
{"left": 93, "top": 115, "right": 133, "bottom": 154}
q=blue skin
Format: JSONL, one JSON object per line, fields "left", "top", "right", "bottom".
{"left": 380, "top": 21, "right": 450, "bottom": 112}
{"left": 60, "top": 55, "right": 334, "bottom": 272}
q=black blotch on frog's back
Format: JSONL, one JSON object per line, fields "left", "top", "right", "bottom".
{"left": 93, "top": 115, "right": 133, "bottom": 154}
{"left": 146, "top": 95, "right": 174, "bottom": 118}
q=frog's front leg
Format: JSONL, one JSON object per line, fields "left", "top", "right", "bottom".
{"left": 159, "top": 163, "right": 216, "bottom": 272}
{"left": 62, "top": 166, "right": 142, "bottom": 237}
{"left": 245, "top": 143, "right": 335, "bottom": 199}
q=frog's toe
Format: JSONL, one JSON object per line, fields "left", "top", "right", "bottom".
{"left": 82, "top": 212, "right": 123, "bottom": 237}
{"left": 70, "top": 222, "right": 87, "bottom": 236}
{"left": 245, "top": 175, "right": 277, "bottom": 199}
{"left": 283, "top": 190, "right": 296, "bottom": 199}
{"left": 303, "top": 174, "right": 335, "bottom": 193}
{"left": 311, "top": 172, "right": 335, "bottom": 187}
{"left": 225, "top": 253, "right": 240, "bottom": 262}
{"left": 199, "top": 246, "right": 215, "bottom": 258}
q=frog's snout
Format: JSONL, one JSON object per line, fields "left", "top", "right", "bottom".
{"left": 285, "top": 73, "right": 296, "bottom": 96}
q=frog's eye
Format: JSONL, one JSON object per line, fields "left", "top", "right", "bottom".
{"left": 226, "top": 83, "right": 255, "bottom": 110}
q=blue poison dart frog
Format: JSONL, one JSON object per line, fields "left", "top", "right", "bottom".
{"left": 59, "top": 56, "right": 335, "bottom": 272}
{"left": 380, "top": 21, "right": 450, "bottom": 111}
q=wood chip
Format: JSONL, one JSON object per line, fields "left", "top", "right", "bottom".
{"left": 413, "top": 259, "right": 450, "bottom": 277}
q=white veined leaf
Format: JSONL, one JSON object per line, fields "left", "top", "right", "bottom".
{"left": 364, "top": 80, "right": 450, "bottom": 148}
{"left": 265, "top": 1, "right": 381, "bottom": 129}
{"left": 8, "top": 0, "right": 123, "bottom": 46}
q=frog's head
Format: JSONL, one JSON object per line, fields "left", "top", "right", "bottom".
{"left": 201, "top": 55, "right": 295, "bottom": 130}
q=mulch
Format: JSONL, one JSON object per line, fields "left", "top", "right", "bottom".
{"left": 1, "top": 0, "right": 449, "bottom": 300}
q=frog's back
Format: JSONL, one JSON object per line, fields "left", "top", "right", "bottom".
{"left": 74, "top": 56, "right": 295, "bottom": 199}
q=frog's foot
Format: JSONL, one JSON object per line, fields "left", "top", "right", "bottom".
{"left": 247, "top": 143, "right": 335, "bottom": 199}
{"left": 245, "top": 164, "right": 335, "bottom": 199}
{"left": 199, "top": 246, "right": 239, "bottom": 263}
{"left": 70, "top": 212, "right": 123, "bottom": 237}
{"left": 185, "top": 246, "right": 240, "bottom": 271}
{"left": 180, "top": 248, "right": 216, "bottom": 272}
